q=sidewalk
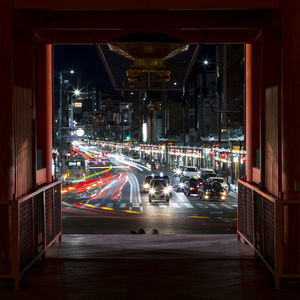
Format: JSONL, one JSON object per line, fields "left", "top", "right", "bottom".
{"left": 2, "top": 234, "right": 300, "bottom": 299}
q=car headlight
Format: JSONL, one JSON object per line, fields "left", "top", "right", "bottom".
{"left": 204, "top": 195, "right": 209, "bottom": 199}
{"left": 183, "top": 171, "right": 187, "bottom": 175}
{"left": 221, "top": 196, "right": 226, "bottom": 200}
{"left": 163, "top": 186, "right": 172, "bottom": 194}
{"left": 144, "top": 183, "right": 149, "bottom": 189}
{"left": 179, "top": 183, "right": 185, "bottom": 188}
{"left": 222, "top": 191, "right": 227, "bottom": 196}
{"left": 149, "top": 188, "right": 155, "bottom": 194}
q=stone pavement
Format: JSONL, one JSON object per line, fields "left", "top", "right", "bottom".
{"left": 1, "top": 234, "right": 300, "bottom": 299}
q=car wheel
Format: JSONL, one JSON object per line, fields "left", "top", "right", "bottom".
{"left": 149, "top": 196, "right": 152, "bottom": 203}
{"left": 165, "top": 196, "right": 170, "bottom": 203}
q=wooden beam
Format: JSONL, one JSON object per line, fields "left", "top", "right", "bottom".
{"left": 14, "top": 0, "right": 279, "bottom": 11}
{"left": 36, "top": 28, "right": 258, "bottom": 44}
{"left": 32, "top": 11, "right": 271, "bottom": 31}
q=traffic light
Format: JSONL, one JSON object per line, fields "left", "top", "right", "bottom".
{"left": 126, "top": 136, "right": 131, "bottom": 141}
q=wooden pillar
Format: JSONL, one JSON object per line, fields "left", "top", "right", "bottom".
{"left": 0, "top": 0, "right": 14, "bottom": 201}
{"left": 0, "top": 0, "right": 14, "bottom": 275}
{"left": 13, "top": 13, "right": 35, "bottom": 197}
{"left": 36, "top": 44, "right": 53, "bottom": 183}
{"left": 245, "top": 44, "right": 253, "bottom": 182}
{"left": 45, "top": 45, "right": 53, "bottom": 183}
{"left": 281, "top": 0, "right": 300, "bottom": 274}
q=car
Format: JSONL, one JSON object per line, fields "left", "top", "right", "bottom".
{"left": 143, "top": 173, "right": 171, "bottom": 193}
{"left": 131, "top": 153, "right": 140, "bottom": 162}
{"left": 148, "top": 179, "right": 172, "bottom": 203}
{"left": 207, "top": 177, "right": 229, "bottom": 191}
{"left": 201, "top": 181, "right": 228, "bottom": 201}
{"left": 142, "top": 175, "right": 153, "bottom": 192}
{"left": 147, "top": 160, "right": 159, "bottom": 170}
{"left": 199, "top": 168, "right": 216, "bottom": 177}
{"left": 202, "top": 173, "right": 218, "bottom": 182}
{"left": 182, "top": 166, "right": 199, "bottom": 178}
{"left": 182, "top": 178, "right": 204, "bottom": 196}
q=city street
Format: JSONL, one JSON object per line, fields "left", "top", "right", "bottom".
{"left": 62, "top": 154, "right": 237, "bottom": 234}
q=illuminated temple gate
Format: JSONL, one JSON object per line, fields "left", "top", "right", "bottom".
{"left": 0, "top": 0, "right": 300, "bottom": 289}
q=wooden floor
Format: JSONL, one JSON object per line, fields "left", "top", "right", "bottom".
{"left": 1, "top": 234, "right": 300, "bottom": 299}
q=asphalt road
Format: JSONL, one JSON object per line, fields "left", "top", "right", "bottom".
{"left": 62, "top": 155, "right": 237, "bottom": 234}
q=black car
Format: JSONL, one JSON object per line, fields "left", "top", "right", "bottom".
{"left": 183, "top": 178, "right": 204, "bottom": 196}
{"left": 147, "top": 160, "right": 159, "bottom": 170}
{"left": 201, "top": 181, "right": 228, "bottom": 201}
{"left": 142, "top": 175, "right": 153, "bottom": 192}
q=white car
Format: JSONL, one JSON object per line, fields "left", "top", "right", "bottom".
{"left": 199, "top": 168, "right": 216, "bottom": 177}
{"left": 207, "top": 177, "right": 229, "bottom": 192}
{"left": 182, "top": 166, "right": 199, "bottom": 178}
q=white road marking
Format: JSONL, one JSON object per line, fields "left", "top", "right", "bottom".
{"left": 120, "top": 203, "right": 127, "bottom": 208}
{"left": 159, "top": 204, "right": 168, "bottom": 208}
{"left": 221, "top": 204, "right": 234, "bottom": 209}
{"left": 132, "top": 203, "right": 140, "bottom": 207}
{"left": 195, "top": 203, "right": 204, "bottom": 208}
{"left": 183, "top": 203, "right": 193, "bottom": 208}
{"left": 208, "top": 203, "right": 218, "bottom": 208}
{"left": 171, "top": 202, "right": 180, "bottom": 208}
{"left": 173, "top": 191, "right": 186, "bottom": 202}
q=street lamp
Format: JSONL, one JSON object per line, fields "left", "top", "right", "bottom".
{"left": 74, "top": 89, "right": 80, "bottom": 96}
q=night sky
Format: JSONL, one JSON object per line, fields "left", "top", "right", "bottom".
{"left": 53, "top": 45, "right": 117, "bottom": 108}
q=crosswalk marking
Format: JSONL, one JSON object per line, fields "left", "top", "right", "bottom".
{"left": 118, "top": 199, "right": 237, "bottom": 211}
{"left": 221, "top": 203, "right": 234, "bottom": 209}
{"left": 208, "top": 203, "right": 218, "bottom": 208}
{"left": 159, "top": 204, "right": 168, "bottom": 208}
{"left": 183, "top": 202, "right": 193, "bottom": 208}
{"left": 106, "top": 203, "right": 114, "bottom": 208}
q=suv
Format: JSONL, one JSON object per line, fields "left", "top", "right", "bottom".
{"left": 199, "top": 168, "right": 216, "bottom": 179}
{"left": 149, "top": 179, "right": 172, "bottom": 203}
{"left": 182, "top": 166, "right": 199, "bottom": 178}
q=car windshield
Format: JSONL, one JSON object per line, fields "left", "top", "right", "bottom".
{"left": 66, "top": 161, "right": 84, "bottom": 168}
{"left": 150, "top": 179, "right": 167, "bottom": 188}
{"left": 186, "top": 167, "right": 197, "bottom": 172}
{"left": 211, "top": 182, "right": 223, "bottom": 190}
{"left": 214, "top": 178, "right": 224, "bottom": 183}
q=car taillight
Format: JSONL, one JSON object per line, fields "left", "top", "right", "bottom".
{"left": 200, "top": 182, "right": 203, "bottom": 185}
{"left": 190, "top": 187, "right": 195, "bottom": 190}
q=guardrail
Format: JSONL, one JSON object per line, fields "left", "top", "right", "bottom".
{"left": 238, "top": 180, "right": 300, "bottom": 289}
{"left": 0, "top": 181, "right": 62, "bottom": 290}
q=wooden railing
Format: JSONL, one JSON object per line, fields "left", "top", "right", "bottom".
{"left": 0, "top": 181, "right": 62, "bottom": 289}
{"left": 238, "top": 180, "right": 300, "bottom": 289}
